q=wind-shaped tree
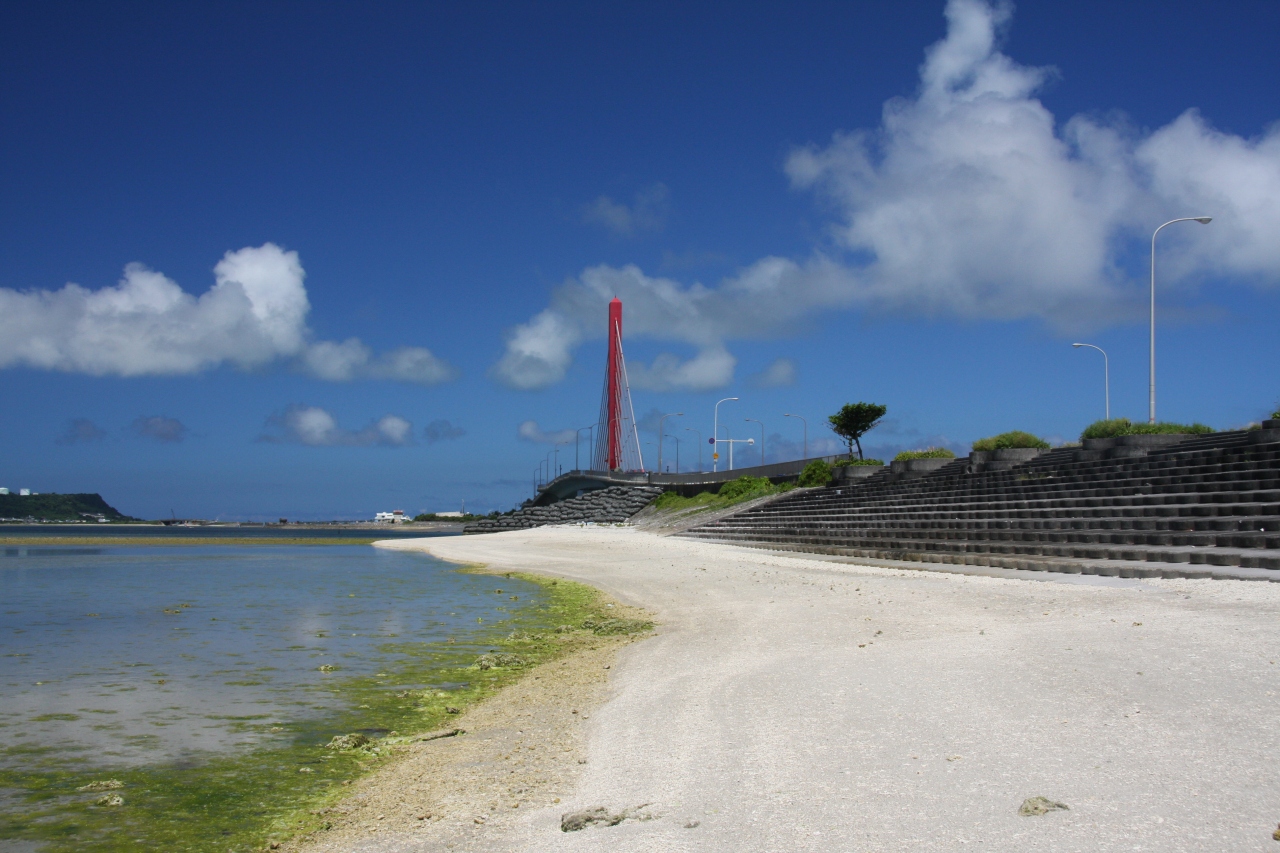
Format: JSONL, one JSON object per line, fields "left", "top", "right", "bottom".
{"left": 828, "top": 402, "right": 887, "bottom": 461}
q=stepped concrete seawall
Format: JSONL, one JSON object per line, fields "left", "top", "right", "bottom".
{"left": 679, "top": 423, "right": 1280, "bottom": 581}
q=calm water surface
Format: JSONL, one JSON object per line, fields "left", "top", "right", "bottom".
{"left": 0, "top": 544, "right": 539, "bottom": 768}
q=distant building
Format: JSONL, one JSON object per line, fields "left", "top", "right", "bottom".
{"left": 374, "top": 510, "right": 407, "bottom": 523}
{"left": 19, "top": 489, "right": 30, "bottom": 496}
{"left": 434, "top": 511, "right": 464, "bottom": 518}
{"left": 0, "top": 488, "right": 8, "bottom": 495}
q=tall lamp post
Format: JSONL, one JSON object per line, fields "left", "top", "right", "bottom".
{"left": 713, "top": 397, "right": 738, "bottom": 473}
{"left": 1072, "top": 343, "right": 1110, "bottom": 420}
{"left": 745, "top": 418, "right": 765, "bottom": 467}
{"left": 1150, "top": 216, "right": 1212, "bottom": 423}
{"left": 685, "top": 428, "right": 702, "bottom": 473}
{"left": 784, "top": 413, "right": 807, "bottom": 460}
{"left": 657, "top": 412, "right": 683, "bottom": 474}
{"left": 575, "top": 425, "right": 593, "bottom": 471}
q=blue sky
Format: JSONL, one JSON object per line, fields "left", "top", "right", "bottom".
{"left": 1, "top": 0, "right": 1278, "bottom": 520}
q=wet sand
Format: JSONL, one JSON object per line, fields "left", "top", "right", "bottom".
{"left": 297, "top": 526, "right": 1280, "bottom": 852}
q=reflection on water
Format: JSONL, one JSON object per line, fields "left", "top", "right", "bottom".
{"left": 0, "top": 545, "right": 537, "bottom": 767}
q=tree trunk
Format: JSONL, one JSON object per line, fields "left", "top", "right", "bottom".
{"left": 854, "top": 436, "right": 863, "bottom": 460}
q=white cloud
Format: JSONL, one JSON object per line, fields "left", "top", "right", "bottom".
{"left": 300, "top": 339, "right": 456, "bottom": 385}
{"left": 583, "top": 184, "right": 669, "bottom": 236}
{"left": 132, "top": 415, "right": 187, "bottom": 444}
{"left": 56, "top": 418, "right": 107, "bottom": 445}
{"left": 628, "top": 347, "right": 737, "bottom": 392}
{"left": 0, "top": 243, "right": 457, "bottom": 384}
{"left": 749, "top": 358, "right": 796, "bottom": 388}
{"left": 516, "top": 420, "right": 577, "bottom": 444}
{"left": 495, "top": 0, "right": 1280, "bottom": 389}
{"left": 260, "top": 405, "right": 414, "bottom": 447}
{"left": 424, "top": 419, "right": 466, "bottom": 443}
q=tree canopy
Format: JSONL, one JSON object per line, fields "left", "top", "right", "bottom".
{"left": 827, "top": 402, "right": 887, "bottom": 460}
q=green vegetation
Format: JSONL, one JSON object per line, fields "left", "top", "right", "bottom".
{"left": 893, "top": 447, "right": 956, "bottom": 462}
{"left": 970, "top": 431, "right": 1050, "bottom": 452}
{"left": 797, "top": 460, "right": 833, "bottom": 487}
{"left": 653, "top": 475, "right": 793, "bottom": 513}
{"left": 0, "top": 492, "right": 135, "bottom": 522}
{"left": 1080, "top": 418, "right": 1214, "bottom": 440}
{"left": 833, "top": 458, "right": 884, "bottom": 467}
{"left": 411, "top": 512, "right": 493, "bottom": 522}
{"left": 1271, "top": 404, "right": 1280, "bottom": 420}
{"left": 827, "top": 402, "right": 887, "bottom": 461}
{"left": 0, "top": 572, "right": 636, "bottom": 853}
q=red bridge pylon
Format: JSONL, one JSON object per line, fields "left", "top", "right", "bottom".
{"left": 591, "top": 298, "right": 644, "bottom": 472}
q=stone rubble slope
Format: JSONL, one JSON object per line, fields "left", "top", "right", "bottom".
{"left": 464, "top": 486, "right": 664, "bottom": 534}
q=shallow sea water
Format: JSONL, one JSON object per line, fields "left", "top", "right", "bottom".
{"left": 0, "top": 544, "right": 540, "bottom": 768}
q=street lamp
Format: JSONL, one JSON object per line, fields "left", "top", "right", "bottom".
{"left": 1150, "top": 216, "right": 1212, "bottom": 423}
{"left": 713, "top": 397, "right": 738, "bottom": 473}
{"left": 1072, "top": 343, "right": 1110, "bottom": 420}
{"left": 657, "top": 412, "right": 683, "bottom": 474}
{"left": 745, "top": 418, "right": 765, "bottom": 467}
{"left": 784, "top": 413, "right": 807, "bottom": 460}
{"left": 685, "top": 427, "right": 702, "bottom": 473}
{"left": 575, "top": 425, "right": 593, "bottom": 471}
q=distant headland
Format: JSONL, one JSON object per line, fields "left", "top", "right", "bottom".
{"left": 0, "top": 492, "right": 136, "bottom": 523}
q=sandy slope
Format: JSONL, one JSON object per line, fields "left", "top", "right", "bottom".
{"left": 318, "top": 526, "right": 1280, "bottom": 852}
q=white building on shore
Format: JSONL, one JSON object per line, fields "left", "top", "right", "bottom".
{"left": 374, "top": 510, "right": 407, "bottom": 523}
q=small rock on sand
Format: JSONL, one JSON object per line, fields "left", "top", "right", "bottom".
{"left": 77, "top": 780, "right": 124, "bottom": 791}
{"left": 1019, "top": 796, "right": 1069, "bottom": 816}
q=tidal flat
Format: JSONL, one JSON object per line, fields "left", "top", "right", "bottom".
{"left": 0, "top": 542, "right": 607, "bottom": 852}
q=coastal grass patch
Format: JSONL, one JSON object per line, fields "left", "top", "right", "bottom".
{"left": 652, "top": 475, "right": 793, "bottom": 515}
{"left": 0, "top": 569, "right": 635, "bottom": 853}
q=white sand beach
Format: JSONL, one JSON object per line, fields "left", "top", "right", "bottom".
{"left": 303, "top": 526, "right": 1280, "bottom": 852}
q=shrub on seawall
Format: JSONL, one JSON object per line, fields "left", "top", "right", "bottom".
{"left": 893, "top": 447, "right": 956, "bottom": 462}
{"left": 833, "top": 458, "right": 884, "bottom": 467}
{"left": 717, "top": 475, "right": 774, "bottom": 501}
{"left": 797, "top": 460, "right": 832, "bottom": 487}
{"left": 970, "top": 431, "right": 1050, "bottom": 452}
{"left": 1272, "top": 403, "right": 1280, "bottom": 419}
{"left": 1080, "top": 418, "right": 1214, "bottom": 441}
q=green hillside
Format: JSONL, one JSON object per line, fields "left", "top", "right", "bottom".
{"left": 0, "top": 492, "right": 136, "bottom": 522}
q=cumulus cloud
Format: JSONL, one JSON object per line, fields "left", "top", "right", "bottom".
{"left": 56, "top": 418, "right": 107, "bottom": 445}
{"left": 494, "top": 0, "right": 1280, "bottom": 389}
{"left": 0, "top": 243, "right": 456, "bottom": 384}
{"left": 424, "top": 419, "right": 466, "bottom": 443}
{"left": 582, "top": 184, "right": 669, "bottom": 236}
{"left": 629, "top": 347, "right": 737, "bottom": 392}
{"left": 749, "top": 358, "right": 797, "bottom": 388}
{"left": 516, "top": 420, "right": 577, "bottom": 444}
{"left": 132, "top": 415, "right": 187, "bottom": 443}
{"left": 260, "top": 405, "right": 413, "bottom": 447}
{"left": 300, "top": 339, "right": 456, "bottom": 385}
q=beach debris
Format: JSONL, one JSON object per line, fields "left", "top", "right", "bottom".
{"left": 325, "top": 733, "right": 373, "bottom": 751}
{"left": 418, "top": 728, "right": 464, "bottom": 742}
{"left": 94, "top": 794, "right": 125, "bottom": 807}
{"left": 580, "top": 617, "right": 653, "bottom": 636}
{"left": 475, "top": 653, "right": 526, "bottom": 670}
{"left": 77, "top": 779, "right": 124, "bottom": 791}
{"left": 685, "top": 820, "right": 701, "bottom": 829}
{"left": 1272, "top": 822, "right": 1280, "bottom": 841}
{"left": 560, "top": 804, "right": 654, "bottom": 832}
{"left": 317, "top": 664, "right": 337, "bottom": 672}
{"left": 446, "top": 706, "right": 461, "bottom": 714}
{"left": 1019, "top": 796, "right": 1069, "bottom": 816}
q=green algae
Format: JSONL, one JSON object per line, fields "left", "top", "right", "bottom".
{"left": 0, "top": 569, "right": 612, "bottom": 852}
